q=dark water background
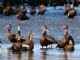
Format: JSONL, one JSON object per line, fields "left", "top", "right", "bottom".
{"left": 0, "top": 6, "right": 80, "bottom": 60}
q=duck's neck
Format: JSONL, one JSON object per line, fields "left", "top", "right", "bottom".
{"left": 18, "top": 31, "right": 21, "bottom": 36}
{"left": 43, "top": 31, "right": 46, "bottom": 36}
{"left": 28, "top": 35, "right": 32, "bottom": 40}
{"left": 8, "top": 29, "right": 11, "bottom": 33}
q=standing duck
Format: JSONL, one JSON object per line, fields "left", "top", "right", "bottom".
{"left": 38, "top": 5, "right": 46, "bottom": 15}
{"left": 22, "top": 31, "right": 35, "bottom": 51}
{"left": 64, "top": 40, "right": 74, "bottom": 52}
{"left": 6, "top": 24, "right": 16, "bottom": 44}
{"left": 11, "top": 25, "right": 25, "bottom": 51}
{"left": 56, "top": 25, "right": 75, "bottom": 49}
{"left": 30, "top": 6, "right": 36, "bottom": 16}
{"left": 40, "top": 26, "right": 56, "bottom": 48}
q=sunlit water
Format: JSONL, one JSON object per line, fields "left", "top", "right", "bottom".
{"left": 1, "top": 44, "right": 80, "bottom": 60}
{"left": 0, "top": 6, "right": 80, "bottom": 60}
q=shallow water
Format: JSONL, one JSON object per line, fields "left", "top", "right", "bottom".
{"left": 0, "top": 6, "right": 80, "bottom": 60}
{"left": 1, "top": 44, "right": 80, "bottom": 60}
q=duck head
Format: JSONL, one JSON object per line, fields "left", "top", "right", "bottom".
{"left": 41, "top": 25, "right": 48, "bottom": 35}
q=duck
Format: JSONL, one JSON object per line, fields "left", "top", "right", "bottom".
{"left": 67, "top": 9, "right": 76, "bottom": 18}
{"left": 64, "top": 4, "right": 76, "bottom": 18}
{"left": 56, "top": 25, "right": 75, "bottom": 49}
{"left": 30, "top": 6, "right": 36, "bottom": 16}
{"left": 11, "top": 25, "right": 25, "bottom": 51}
{"left": 14, "top": 6, "right": 20, "bottom": 14}
{"left": 22, "top": 31, "right": 35, "bottom": 51}
{"left": 20, "top": 6, "right": 27, "bottom": 14}
{"left": 64, "top": 40, "right": 74, "bottom": 52}
{"left": 40, "top": 25, "right": 56, "bottom": 48}
{"left": 6, "top": 24, "right": 16, "bottom": 44}
{"left": 16, "top": 11, "right": 29, "bottom": 20}
{"left": 3, "top": 6, "right": 14, "bottom": 16}
{"left": 38, "top": 5, "right": 46, "bottom": 15}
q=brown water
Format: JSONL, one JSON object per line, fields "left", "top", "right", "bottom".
{"left": 1, "top": 44, "right": 80, "bottom": 60}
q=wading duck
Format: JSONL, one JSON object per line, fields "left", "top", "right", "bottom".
{"left": 40, "top": 26, "right": 56, "bottom": 48}
{"left": 56, "top": 25, "right": 75, "bottom": 49}
{"left": 38, "top": 5, "right": 46, "bottom": 15}
{"left": 30, "top": 6, "right": 36, "bottom": 16}
{"left": 64, "top": 40, "right": 74, "bottom": 52}
{"left": 11, "top": 25, "right": 25, "bottom": 51}
{"left": 22, "top": 31, "right": 35, "bottom": 51}
{"left": 16, "top": 11, "right": 29, "bottom": 20}
{"left": 6, "top": 24, "right": 16, "bottom": 44}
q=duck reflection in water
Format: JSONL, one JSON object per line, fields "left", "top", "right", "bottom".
{"left": 63, "top": 52, "right": 72, "bottom": 60}
{"left": 6, "top": 49, "right": 21, "bottom": 60}
{"left": 28, "top": 51, "right": 34, "bottom": 60}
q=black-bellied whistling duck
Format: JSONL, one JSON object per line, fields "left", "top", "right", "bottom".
{"left": 64, "top": 4, "right": 76, "bottom": 18}
{"left": 6, "top": 24, "right": 16, "bottom": 44}
{"left": 16, "top": 11, "right": 29, "bottom": 21}
{"left": 3, "top": 6, "right": 14, "bottom": 16}
{"left": 38, "top": 5, "right": 46, "bottom": 15}
{"left": 14, "top": 6, "right": 20, "bottom": 14}
{"left": 22, "top": 31, "right": 35, "bottom": 51}
{"left": 67, "top": 9, "right": 76, "bottom": 18}
{"left": 30, "top": 6, "right": 36, "bottom": 16}
{"left": 40, "top": 25, "right": 56, "bottom": 48}
{"left": 11, "top": 25, "right": 25, "bottom": 51}
{"left": 64, "top": 40, "right": 74, "bottom": 52}
{"left": 56, "top": 25, "right": 75, "bottom": 49}
{"left": 20, "top": 6, "right": 27, "bottom": 14}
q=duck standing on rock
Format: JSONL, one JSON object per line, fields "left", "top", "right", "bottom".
{"left": 56, "top": 25, "right": 75, "bottom": 51}
{"left": 40, "top": 25, "right": 57, "bottom": 48}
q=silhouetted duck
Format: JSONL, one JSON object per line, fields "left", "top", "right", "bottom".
{"left": 30, "top": 6, "right": 36, "bottom": 16}
{"left": 6, "top": 24, "right": 16, "bottom": 43}
{"left": 40, "top": 26, "right": 56, "bottom": 48}
{"left": 38, "top": 5, "right": 46, "bottom": 15}
{"left": 22, "top": 31, "right": 34, "bottom": 51}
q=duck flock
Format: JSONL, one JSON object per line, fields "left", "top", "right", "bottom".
{"left": 0, "top": 4, "right": 77, "bottom": 52}
{"left": 5, "top": 23, "right": 75, "bottom": 52}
